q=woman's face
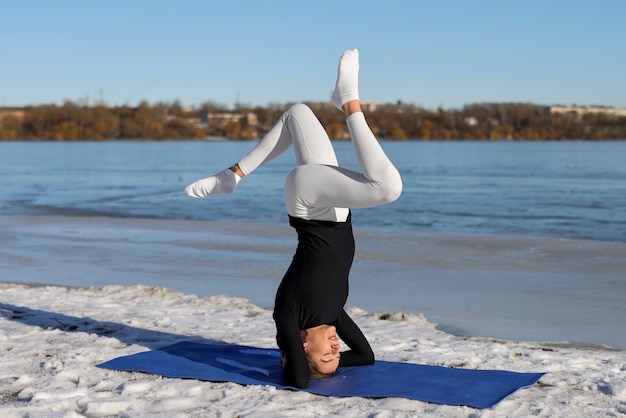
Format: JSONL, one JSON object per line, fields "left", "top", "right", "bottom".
{"left": 303, "top": 325, "right": 341, "bottom": 376}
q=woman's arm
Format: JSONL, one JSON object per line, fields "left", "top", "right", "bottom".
{"left": 336, "top": 309, "right": 375, "bottom": 367}
{"left": 273, "top": 308, "right": 311, "bottom": 388}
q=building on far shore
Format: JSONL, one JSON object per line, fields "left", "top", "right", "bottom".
{"left": 0, "top": 108, "right": 26, "bottom": 126}
{"left": 549, "top": 106, "right": 626, "bottom": 118}
{"left": 203, "top": 111, "right": 258, "bottom": 130}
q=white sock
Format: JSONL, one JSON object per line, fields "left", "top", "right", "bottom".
{"left": 331, "top": 48, "right": 360, "bottom": 111}
{"left": 185, "top": 168, "right": 241, "bottom": 198}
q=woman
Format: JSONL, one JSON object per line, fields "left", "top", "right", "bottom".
{"left": 185, "top": 49, "right": 402, "bottom": 388}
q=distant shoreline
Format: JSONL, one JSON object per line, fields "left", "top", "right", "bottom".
{"left": 2, "top": 101, "right": 625, "bottom": 140}
{"left": 2, "top": 137, "right": 625, "bottom": 142}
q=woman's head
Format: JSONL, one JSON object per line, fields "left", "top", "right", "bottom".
{"left": 301, "top": 324, "right": 341, "bottom": 378}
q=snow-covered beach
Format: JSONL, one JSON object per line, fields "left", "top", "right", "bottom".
{"left": 1, "top": 215, "right": 625, "bottom": 417}
{"left": 1, "top": 283, "right": 625, "bottom": 417}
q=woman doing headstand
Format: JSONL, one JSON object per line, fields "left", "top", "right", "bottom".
{"left": 185, "top": 49, "right": 402, "bottom": 388}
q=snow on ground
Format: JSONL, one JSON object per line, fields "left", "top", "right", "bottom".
{"left": 0, "top": 283, "right": 625, "bottom": 417}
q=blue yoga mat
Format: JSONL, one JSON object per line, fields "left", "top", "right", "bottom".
{"left": 98, "top": 341, "right": 545, "bottom": 408}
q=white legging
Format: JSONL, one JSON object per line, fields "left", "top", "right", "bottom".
{"left": 237, "top": 103, "right": 402, "bottom": 222}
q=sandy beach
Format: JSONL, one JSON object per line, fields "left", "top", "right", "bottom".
{"left": 1, "top": 214, "right": 625, "bottom": 416}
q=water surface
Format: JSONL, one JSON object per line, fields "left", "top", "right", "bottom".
{"left": 2, "top": 140, "right": 625, "bottom": 242}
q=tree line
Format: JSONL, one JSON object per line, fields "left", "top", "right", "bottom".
{"left": 1, "top": 100, "right": 624, "bottom": 141}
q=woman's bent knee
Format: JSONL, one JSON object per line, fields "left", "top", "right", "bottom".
{"left": 379, "top": 169, "right": 403, "bottom": 203}
{"left": 286, "top": 103, "right": 313, "bottom": 117}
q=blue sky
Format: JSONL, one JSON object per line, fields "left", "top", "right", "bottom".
{"left": 1, "top": 0, "right": 625, "bottom": 110}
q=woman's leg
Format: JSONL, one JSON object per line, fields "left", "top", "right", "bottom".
{"left": 185, "top": 103, "right": 339, "bottom": 198}
{"left": 186, "top": 48, "right": 402, "bottom": 220}
{"left": 285, "top": 49, "right": 402, "bottom": 220}
{"left": 239, "top": 103, "right": 339, "bottom": 172}
{"left": 284, "top": 113, "right": 402, "bottom": 220}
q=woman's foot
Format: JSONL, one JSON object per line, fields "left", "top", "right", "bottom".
{"left": 331, "top": 48, "right": 360, "bottom": 111}
{"left": 185, "top": 166, "right": 242, "bottom": 198}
